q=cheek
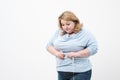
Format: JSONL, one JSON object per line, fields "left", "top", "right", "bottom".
{"left": 70, "top": 25, "right": 75, "bottom": 29}
{"left": 61, "top": 26, "right": 66, "bottom": 30}
{"left": 71, "top": 23, "right": 75, "bottom": 28}
{"left": 72, "top": 25, "right": 75, "bottom": 29}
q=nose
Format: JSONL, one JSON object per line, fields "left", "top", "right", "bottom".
{"left": 65, "top": 26, "right": 69, "bottom": 29}
{"left": 65, "top": 25, "right": 69, "bottom": 28}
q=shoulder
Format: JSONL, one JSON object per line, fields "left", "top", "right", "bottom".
{"left": 78, "top": 28, "right": 90, "bottom": 34}
{"left": 79, "top": 28, "right": 96, "bottom": 38}
{"left": 82, "top": 28, "right": 93, "bottom": 34}
{"left": 81, "top": 28, "right": 89, "bottom": 33}
{"left": 52, "top": 29, "right": 62, "bottom": 37}
{"left": 54, "top": 29, "right": 61, "bottom": 34}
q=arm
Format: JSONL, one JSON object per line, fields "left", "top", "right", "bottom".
{"left": 67, "top": 43, "right": 98, "bottom": 58}
{"left": 46, "top": 29, "right": 65, "bottom": 59}
{"left": 67, "top": 31, "right": 98, "bottom": 58}
{"left": 75, "top": 48, "right": 90, "bottom": 58}
{"left": 47, "top": 46, "right": 65, "bottom": 59}
{"left": 67, "top": 48, "right": 90, "bottom": 58}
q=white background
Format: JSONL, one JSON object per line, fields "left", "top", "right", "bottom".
{"left": 0, "top": 0, "right": 120, "bottom": 80}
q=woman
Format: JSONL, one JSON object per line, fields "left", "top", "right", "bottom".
{"left": 46, "top": 11, "right": 98, "bottom": 80}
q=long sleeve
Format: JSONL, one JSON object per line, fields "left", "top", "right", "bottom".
{"left": 86, "top": 32, "right": 98, "bottom": 56}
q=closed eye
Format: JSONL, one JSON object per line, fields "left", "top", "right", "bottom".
{"left": 66, "top": 24, "right": 70, "bottom": 26}
{"left": 61, "top": 24, "right": 65, "bottom": 26}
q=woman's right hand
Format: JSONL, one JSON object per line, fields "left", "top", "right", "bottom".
{"left": 47, "top": 46, "right": 65, "bottom": 59}
{"left": 56, "top": 52, "right": 65, "bottom": 60}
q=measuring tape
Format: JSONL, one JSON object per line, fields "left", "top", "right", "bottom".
{"left": 72, "top": 57, "right": 75, "bottom": 80}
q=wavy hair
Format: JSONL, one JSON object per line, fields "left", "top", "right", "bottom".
{"left": 58, "top": 11, "right": 83, "bottom": 35}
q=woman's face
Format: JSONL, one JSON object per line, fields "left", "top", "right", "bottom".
{"left": 61, "top": 20, "right": 75, "bottom": 34}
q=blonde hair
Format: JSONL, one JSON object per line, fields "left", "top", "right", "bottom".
{"left": 58, "top": 11, "right": 83, "bottom": 35}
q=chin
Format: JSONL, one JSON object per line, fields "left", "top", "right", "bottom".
{"left": 66, "top": 31, "right": 72, "bottom": 33}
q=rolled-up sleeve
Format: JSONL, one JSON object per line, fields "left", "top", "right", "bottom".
{"left": 86, "top": 32, "right": 98, "bottom": 56}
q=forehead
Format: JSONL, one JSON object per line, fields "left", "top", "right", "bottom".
{"left": 61, "top": 20, "right": 73, "bottom": 23}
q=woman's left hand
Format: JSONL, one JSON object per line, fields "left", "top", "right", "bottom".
{"left": 67, "top": 52, "right": 77, "bottom": 58}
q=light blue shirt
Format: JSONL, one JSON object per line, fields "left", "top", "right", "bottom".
{"left": 46, "top": 28, "right": 98, "bottom": 72}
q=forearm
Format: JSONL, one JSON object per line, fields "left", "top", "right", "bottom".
{"left": 47, "top": 46, "right": 65, "bottom": 59}
{"left": 47, "top": 46, "right": 59, "bottom": 56}
{"left": 67, "top": 48, "right": 90, "bottom": 58}
{"left": 75, "top": 48, "right": 90, "bottom": 58}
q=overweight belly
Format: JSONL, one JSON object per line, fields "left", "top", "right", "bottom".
{"left": 56, "top": 56, "right": 89, "bottom": 67}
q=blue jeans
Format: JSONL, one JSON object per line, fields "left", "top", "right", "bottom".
{"left": 58, "top": 70, "right": 92, "bottom": 80}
